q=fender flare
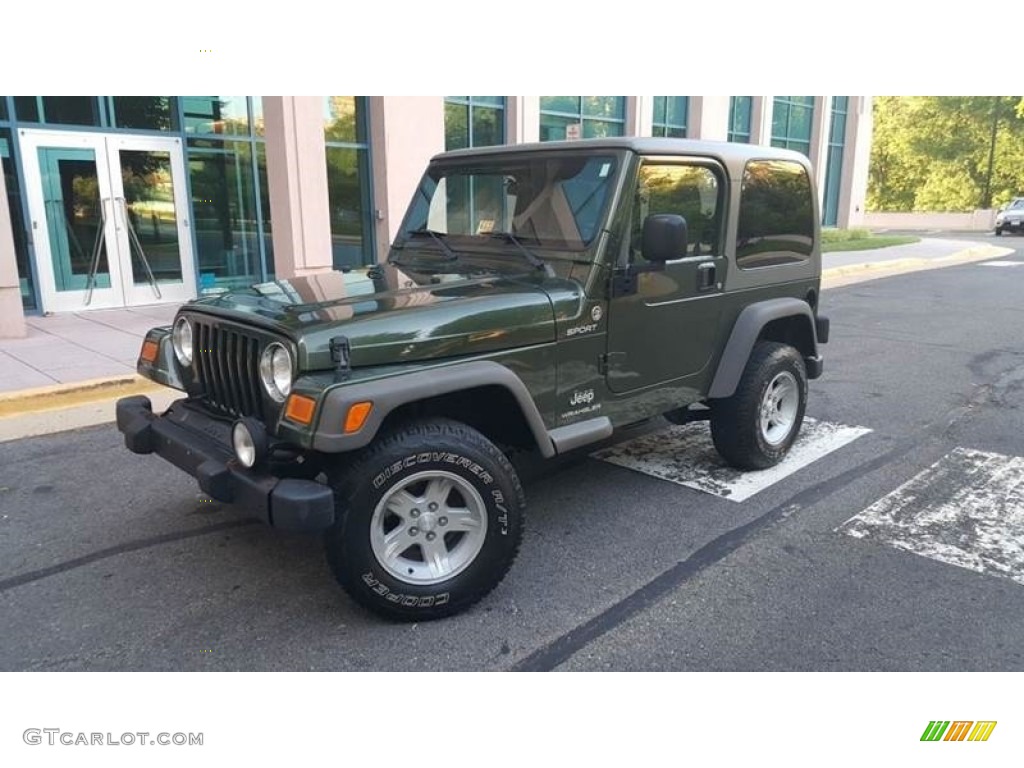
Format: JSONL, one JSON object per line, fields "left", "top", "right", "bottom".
{"left": 708, "top": 298, "right": 819, "bottom": 399}
{"left": 312, "top": 360, "right": 556, "bottom": 457}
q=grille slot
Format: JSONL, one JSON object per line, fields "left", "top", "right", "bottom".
{"left": 192, "top": 319, "right": 265, "bottom": 419}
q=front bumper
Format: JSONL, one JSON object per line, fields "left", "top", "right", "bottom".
{"left": 116, "top": 396, "right": 334, "bottom": 533}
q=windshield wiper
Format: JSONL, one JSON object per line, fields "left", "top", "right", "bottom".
{"left": 488, "top": 232, "right": 552, "bottom": 274}
{"left": 406, "top": 228, "right": 459, "bottom": 261}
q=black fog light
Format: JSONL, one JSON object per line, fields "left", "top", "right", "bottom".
{"left": 232, "top": 418, "right": 268, "bottom": 468}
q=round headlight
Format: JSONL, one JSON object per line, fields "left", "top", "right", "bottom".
{"left": 259, "top": 342, "right": 293, "bottom": 402}
{"left": 172, "top": 317, "right": 193, "bottom": 366}
{"left": 232, "top": 421, "right": 257, "bottom": 467}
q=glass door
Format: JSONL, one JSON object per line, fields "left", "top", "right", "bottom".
{"left": 19, "top": 129, "right": 196, "bottom": 311}
{"left": 106, "top": 134, "right": 195, "bottom": 306}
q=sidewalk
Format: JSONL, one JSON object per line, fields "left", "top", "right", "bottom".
{"left": 823, "top": 236, "right": 986, "bottom": 271}
{"left": 0, "top": 236, "right": 1011, "bottom": 402}
{"left": 0, "top": 304, "right": 177, "bottom": 394}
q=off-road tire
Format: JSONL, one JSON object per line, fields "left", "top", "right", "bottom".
{"left": 325, "top": 418, "right": 525, "bottom": 621}
{"left": 710, "top": 341, "right": 807, "bottom": 470}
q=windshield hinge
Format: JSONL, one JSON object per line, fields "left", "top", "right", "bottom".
{"left": 330, "top": 336, "right": 352, "bottom": 382}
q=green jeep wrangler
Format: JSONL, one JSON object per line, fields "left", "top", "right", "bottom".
{"left": 117, "top": 137, "right": 829, "bottom": 620}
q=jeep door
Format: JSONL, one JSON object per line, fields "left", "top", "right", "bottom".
{"left": 605, "top": 158, "right": 726, "bottom": 393}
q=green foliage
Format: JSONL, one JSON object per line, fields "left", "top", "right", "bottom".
{"left": 820, "top": 227, "right": 872, "bottom": 243}
{"left": 869, "top": 96, "right": 1024, "bottom": 212}
{"left": 821, "top": 233, "right": 919, "bottom": 252}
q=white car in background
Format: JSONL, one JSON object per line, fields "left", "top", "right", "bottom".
{"left": 994, "top": 197, "right": 1024, "bottom": 235}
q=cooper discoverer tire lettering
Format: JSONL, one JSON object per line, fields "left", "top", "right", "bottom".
{"left": 325, "top": 418, "right": 524, "bottom": 621}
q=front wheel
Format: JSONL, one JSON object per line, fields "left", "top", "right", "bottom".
{"left": 710, "top": 341, "right": 808, "bottom": 470}
{"left": 325, "top": 418, "right": 525, "bottom": 621}
{"left": 995, "top": 227, "right": 1003, "bottom": 236}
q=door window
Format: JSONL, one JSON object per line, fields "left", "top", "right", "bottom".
{"left": 631, "top": 162, "right": 723, "bottom": 260}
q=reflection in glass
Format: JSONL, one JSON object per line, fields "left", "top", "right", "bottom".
{"left": 445, "top": 102, "right": 469, "bottom": 150}
{"left": 444, "top": 98, "right": 505, "bottom": 150}
{"left": 737, "top": 160, "right": 814, "bottom": 267}
{"left": 823, "top": 97, "right": 849, "bottom": 227}
{"left": 187, "top": 139, "right": 260, "bottom": 290}
{"left": 13, "top": 97, "right": 39, "bottom": 122}
{"left": 653, "top": 96, "right": 688, "bottom": 138}
{"left": 119, "top": 149, "right": 182, "bottom": 286}
{"left": 37, "top": 147, "right": 111, "bottom": 292}
{"left": 540, "top": 96, "right": 578, "bottom": 114}
{"left": 256, "top": 143, "right": 273, "bottom": 278}
{"left": 112, "top": 97, "right": 178, "bottom": 131}
{"left": 326, "top": 145, "right": 369, "bottom": 269}
{"left": 183, "top": 97, "right": 249, "bottom": 136}
{"left": 1, "top": 129, "right": 35, "bottom": 308}
{"left": 583, "top": 96, "right": 624, "bottom": 120}
{"left": 540, "top": 97, "right": 625, "bottom": 142}
{"left": 252, "top": 97, "right": 264, "bottom": 137}
{"left": 324, "top": 97, "right": 373, "bottom": 268}
{"left": 324, "top": 97, "right": 361, "bottom": 143}
{"left": 42, "top": 97, "right": 102, "bottom": 126}
{"left": 472, "top": 105, "right": 503, "bottom": 146}
{"left": 540, "top": 113, "right": 575, "bottom": 141}
{"left": 582, "top": 120, "right": 623, "bottom": 139}
{"left": 771, "top": 97, "right": 815, "bottom": 156}
{"left": 0, "top": 98, "right": 7, "bottom": 121}
{"left": 633, "top": 163, "right": 720, "bottom": 256}
{"left": 728, "top": 97, "right": 753, "bottom": 143}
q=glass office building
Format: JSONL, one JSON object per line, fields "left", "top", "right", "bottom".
{"left": 0, "top": 96, "right": 870, "bottom": 324}
{"left": 0, "top": 96, "right": 374, "bottom": 313}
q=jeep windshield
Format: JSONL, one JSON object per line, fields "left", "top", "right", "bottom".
{"left": 398, "top": 154, "right": 620, "bottom": 260}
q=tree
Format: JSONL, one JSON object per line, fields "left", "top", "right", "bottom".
{"left": 868, "top": 96, "right": 1024, "bottom": 212}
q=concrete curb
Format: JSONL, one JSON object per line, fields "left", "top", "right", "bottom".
{"left": 0, "top": 374, "right": 166, "bottom": 419}
{"left": 822, "top": 244, "right": 1013, "bottom": 289}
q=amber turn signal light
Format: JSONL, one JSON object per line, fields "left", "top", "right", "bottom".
{"left": 284, "top": 394, "right": 317, "bottom": 425}
{"left": 344, "top": 401, "right": 373, "bottom": 434}
{"left": 140, "top": 340, "right": 159, "bottom": 363}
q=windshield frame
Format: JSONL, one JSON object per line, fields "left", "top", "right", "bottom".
{"left": 393, "top": 149, "right": 629, "bottom": 258}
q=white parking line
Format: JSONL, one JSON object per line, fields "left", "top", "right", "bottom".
{"left": 592, "top": 418, "right": 871, "bottom": 502}
{"left": 840, "top": 447, "right": 1024, "bottom": 585}
{"left": 981, "top": 261, "right": 1024, "bottom": 267}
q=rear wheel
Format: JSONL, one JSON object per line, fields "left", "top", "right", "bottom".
{"left": 995, "top": 226, "right": 1003, "bottom": 236}
{"left": 710, "top": 341, "right": 808, "bottom": 470}
{"left": 325, "top": 418, "right": 525, "bottom": 621}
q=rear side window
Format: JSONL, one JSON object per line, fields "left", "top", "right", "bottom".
{"left": 736, "top": 160, "right": 814, "bottom": 268}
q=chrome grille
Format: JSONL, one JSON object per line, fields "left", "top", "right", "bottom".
{"left": 192, "top": 319, "right": 265, "bottom": 419}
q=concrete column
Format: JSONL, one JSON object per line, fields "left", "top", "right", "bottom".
{"left": 625, "top": 96, "right": 654, "bottom": 137}
{"left": 368, "top": 97, "right": 446, "bottom": 261}
{"left": 750, "top": 96, "right": 773, "bottom": 145}
{"left": 838, "top": 96, "right": 873, "bottom": 228}
{"left": 507, "top": 96, "right": 540, "bottom": 144}
{"left": 0, "top": 158, "right": 26, "bottom": 338}
{"left": 809, "top": 96, "right": 832, "bottom": 202}
{"left": 689, "top": 96, "right": 730, "bottom": 141}
{"left": 262, "top": 96, "right": 334, "bottom": 278}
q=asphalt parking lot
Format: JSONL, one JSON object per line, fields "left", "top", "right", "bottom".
{"left": 3, "top": 242, "right": 1024, "bottom": 671}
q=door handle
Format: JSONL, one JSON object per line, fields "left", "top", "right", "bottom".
{"left": 697, "top": 261, "right": 716, "bottom": 291}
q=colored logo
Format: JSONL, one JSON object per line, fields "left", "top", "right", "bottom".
{"left": 921, "top": 721, "right": 997, "bottom": 742}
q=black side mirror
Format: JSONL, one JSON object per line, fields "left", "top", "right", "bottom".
{"left": 642, "top": 214, "right": 688, "bottom": 262}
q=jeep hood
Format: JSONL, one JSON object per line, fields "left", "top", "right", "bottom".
{"left": 187, "top": 265, "right": 579, "bottom": 369}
